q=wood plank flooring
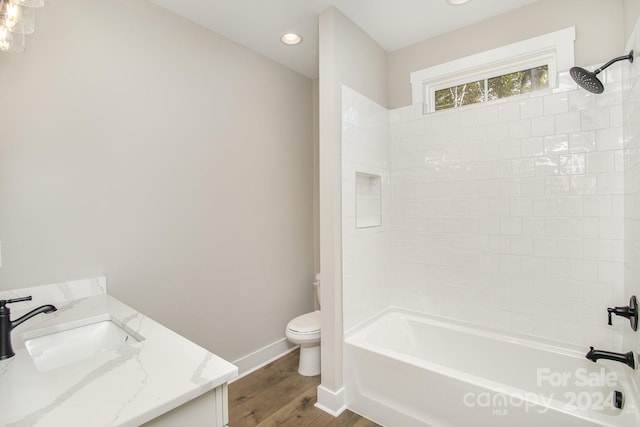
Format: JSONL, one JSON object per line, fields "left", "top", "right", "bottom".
{"left": 228, "top": 349, "right": 380, "bottom": 427}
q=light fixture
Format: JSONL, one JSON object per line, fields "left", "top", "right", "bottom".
{"left": 281, "top": 32, "right": 303, "bottom": 46}
{"left": 0, "top": 0, "right": 45, "bottom": 54}
{"left": 14, "top": 0, "right": 44, "bottom": 7}
{"left": 0, "top": 24, "right": 24, "bottom": 52}
{"left": 0, "top": 1, "right": 35, "bottom": 34}
{"left": 447, "top": 0, "right": 471, "bottom": 4}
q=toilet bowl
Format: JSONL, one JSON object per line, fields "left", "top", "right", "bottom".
{"left": 286, "top": 310, "right": 321, "bottom": 376}
{"left": 286, "top": 274, "right": 321, "bottom": 376}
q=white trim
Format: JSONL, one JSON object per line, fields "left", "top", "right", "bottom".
{"left": 229, "top": 337, "right": 297, "bottom": 382}
{"left": 410, "top": 27, "right": 576, "bottom": 110}
{"left": 315, "top": 385, "right": 347, "bottom": 416}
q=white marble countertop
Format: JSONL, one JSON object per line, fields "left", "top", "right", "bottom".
{"left": 0, "top": 278, "right": 238, "bottom": 427}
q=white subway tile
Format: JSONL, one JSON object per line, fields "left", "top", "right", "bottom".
{"left": 583, "top": 239, "right": 613, "bottom": 261}
{"left": 520, "top": 97, "right": 544, "bottom": 118}
{"left": 598, "top": 261, "right": 623, "bottom": 285}
{"left": 521, "top": 137, "right": 544, "bottom": 157}
{"left": 499, "top": 140, "right": 521, "bottom": 159}
{"left": 581, "top": 107, "right": 611, "bottom": 131}
{"left": 489, "top": 198, "right": 511, "bottom": 215}
{"left": 534, "top": 238, "right": 557, "bottom": 257}
{"left": 533, "top": 198, "right": 557, "bottom": 216}
{"left": 522, "top": 217, "right": 546, "bottom": 236}
{"left": 586, "top": 151, "right": 615, "bottom": 174}
{"left": 555, "top": 112, "right": 581, "bottom": 134}
{"left": 500, "top": 179, "right": 521, "bottom": 196}
{"left": 568, "top": 90, "right": 595, "bottom": 111}
{"left": 599, "top": 217, "right": 624, "bottom": 239}
{"left": 510, "top": 198, "right": 533, "bottom": 216}
{"left": 545, "top": 258, "right": 571, "bottom": 278}
{"left": 509, "top": 119, "right": 532, "bottom": 139}
{"left": 489, "top": 235, "right": 511, "bottom": 253}
{"left": 571, "top": 259, "right": 598, "bottom": 282}
{"left": 544, "top": 93, "right": 569, "bottom": 115}
{"left": 521, "top": 256, "right": 545, "bottom": 276}
{"left": 545, "top": 176, "right": 571, "bottom": 195}
{"left": 500, "top": 216, "right": 523, "bottom": 235}
{"left": 596, "top": 127, "right": 624, "bottom": 151}
{"left": 597, "top": 173, "right": 624, "bottom": 195}
{"left": 556, "top": 196, "right": 583, "bottom": 216}
{"left": 570, "top": 175, "right": 598, "bottom": 195}
{"left": 569, "top": 132, "right": 597, "bottom": 153}
{"left": 510, "top": 237, "right": 534, "bottom": 255}
{"left": 543, "top": 135, "right": 569, "bottom": 155}
{"left": 559, "top": 154, "right": 586, "bottom": 175}
{"left": 531, "top": 115, "right": 555, "bottom": 137}
{"left": 512, "top": 158, "right": 535, "bottom": 177}
{"left": 478, "top": 105, "right": 499, "bottom": 124}
{"left": 520, "top": 177, "right": 546, "bottom": 196}
{"left": 498, "top": 101, "right": 521, "bottom": 121}
{"left": 487, "top": 122, "right": 510, "bottom": 141}
{"left": 535, "top": 156, "right": 559, "bottom": 176}
{"left": 582, "top": 195, "right": 613, "bottom": 216}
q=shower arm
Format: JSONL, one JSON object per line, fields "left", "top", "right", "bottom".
{"left": 594, "top": 50, "right": 634, "bottom": 75}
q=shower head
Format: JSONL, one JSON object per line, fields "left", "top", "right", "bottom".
{"left": 570, "top": 50, "right": 634, "bottom": 94}
{"left": 570, "top": 67, "right": 605, "bottom": 94}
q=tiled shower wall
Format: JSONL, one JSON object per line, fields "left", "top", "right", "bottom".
{"left": 342, "top": 86, "right": 392, "bottom": 331}
{"left": 390, "top": 78, "right": 625, "bottom": 349}
{"left": 343, "top": 69, "right": 631, "bottom": 349}
{"left": 623, "top": 20, "right": 640, "bottom": 354}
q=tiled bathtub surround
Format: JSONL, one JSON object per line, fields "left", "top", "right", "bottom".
{"left": 342, "top": 86, "right": 391, "bottom": 331}
{"left": 343, "top": 65, "right": 631, "bottom": 348}
{"left": 623, "top": 20, "right": 640, "bottom": 354}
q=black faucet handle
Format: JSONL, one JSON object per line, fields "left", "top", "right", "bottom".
{"left": 607, "top": 309, "right": 613, "bottom": 325}
{"left": 6, "top": 296, "right": 33, "bottom": 304}
{"left": 0, "top": 296, "right": 33, "bottom": 312}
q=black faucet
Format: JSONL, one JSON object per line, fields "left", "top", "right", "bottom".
{"left": 607, "top": 296, "right": 638, "bottom": 331}
{"left": 0, "top": 296, "right": 57, "bottom": 360}
{"left": 586, "top": 346, "right": 636, "bottom": 369}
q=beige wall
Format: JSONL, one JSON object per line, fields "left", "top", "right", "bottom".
{"left": 318, "top": 6, "right": 387, "bottom": 408}
{"left": 0, "top": 0, "right": 314, "bottom": 362}
{"left": 388, "top": 0, "right": 625, "bottom": 108}
{"left": 625, "top": 0, "right": 640, "bottom": 43}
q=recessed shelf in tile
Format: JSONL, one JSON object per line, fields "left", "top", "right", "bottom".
{"left": 355, "top": 172, "right": 382, "bottom": 228}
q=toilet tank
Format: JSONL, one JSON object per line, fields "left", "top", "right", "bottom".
{"left": 314, "top": 273, "right": 321, "bottom": 309}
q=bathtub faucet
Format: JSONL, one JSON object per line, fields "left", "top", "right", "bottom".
{"left": 607, "top": 296, "right": 638, "bottom": 331}
{"left": 585, "top": 346, "right": 636, "bottom": 369}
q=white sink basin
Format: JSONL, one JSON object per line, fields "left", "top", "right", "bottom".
{"left": 24, "top": 319, "right": 142, "bottom": 372}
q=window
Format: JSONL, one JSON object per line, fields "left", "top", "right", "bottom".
{"left": 434, "top": 65, "right": 549, "bottom": 111}
{"left": 410, "top": 27, "right": 575, "bottom": 113}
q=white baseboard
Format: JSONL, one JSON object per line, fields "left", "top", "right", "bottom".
{"left": 315, "top": 385, "right": 346, "bottom": 416}
{"left": 229, "top": 337, "right": 297, "bottom": 382}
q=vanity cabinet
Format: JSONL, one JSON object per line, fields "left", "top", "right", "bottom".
{"left": 143, "top": 384, "right": 229, "bottom": 427}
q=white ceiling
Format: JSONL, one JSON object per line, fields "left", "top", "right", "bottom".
{"left": 149, "top": 0, "right": 540, "bottom": 78}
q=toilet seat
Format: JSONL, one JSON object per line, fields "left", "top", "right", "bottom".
{"left": 287, "top": 310, "right": 321, "bottom": 334}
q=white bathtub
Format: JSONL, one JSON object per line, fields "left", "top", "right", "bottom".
{"left": 344, "top": 309, "right": 640, "bottom": 427}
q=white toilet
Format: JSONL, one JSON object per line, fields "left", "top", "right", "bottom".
{"left": 286, "top": 274, "right": 321, "bottom": 376}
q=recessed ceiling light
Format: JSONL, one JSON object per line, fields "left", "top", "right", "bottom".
{"left": 281, "top": 33, "right": 303, "bottom": 46}
{"left": 447, "top": 0, "right": 471, "bottom": 4}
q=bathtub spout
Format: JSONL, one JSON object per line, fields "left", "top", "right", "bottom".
{"left": 586, "top": 346, "right": 635, "bottom": 369}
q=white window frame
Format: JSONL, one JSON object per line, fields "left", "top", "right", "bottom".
{"left": 410, "top": 27, "right": 576, "bottom": 113}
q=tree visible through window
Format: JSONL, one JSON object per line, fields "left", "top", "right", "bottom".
{"left": 434, "top": 65, "right": 548, "bottom": 111}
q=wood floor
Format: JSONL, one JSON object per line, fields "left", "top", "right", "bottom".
{"left": 228, "top": 349, "right": 380, "bottom": 427}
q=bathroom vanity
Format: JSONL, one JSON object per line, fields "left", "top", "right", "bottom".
{"left": 0, "top": 277, "right": 237, "bottom": 427}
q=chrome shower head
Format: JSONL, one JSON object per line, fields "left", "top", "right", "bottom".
{"left": 570, "top": 50, "right": 634, "bottom": 94}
